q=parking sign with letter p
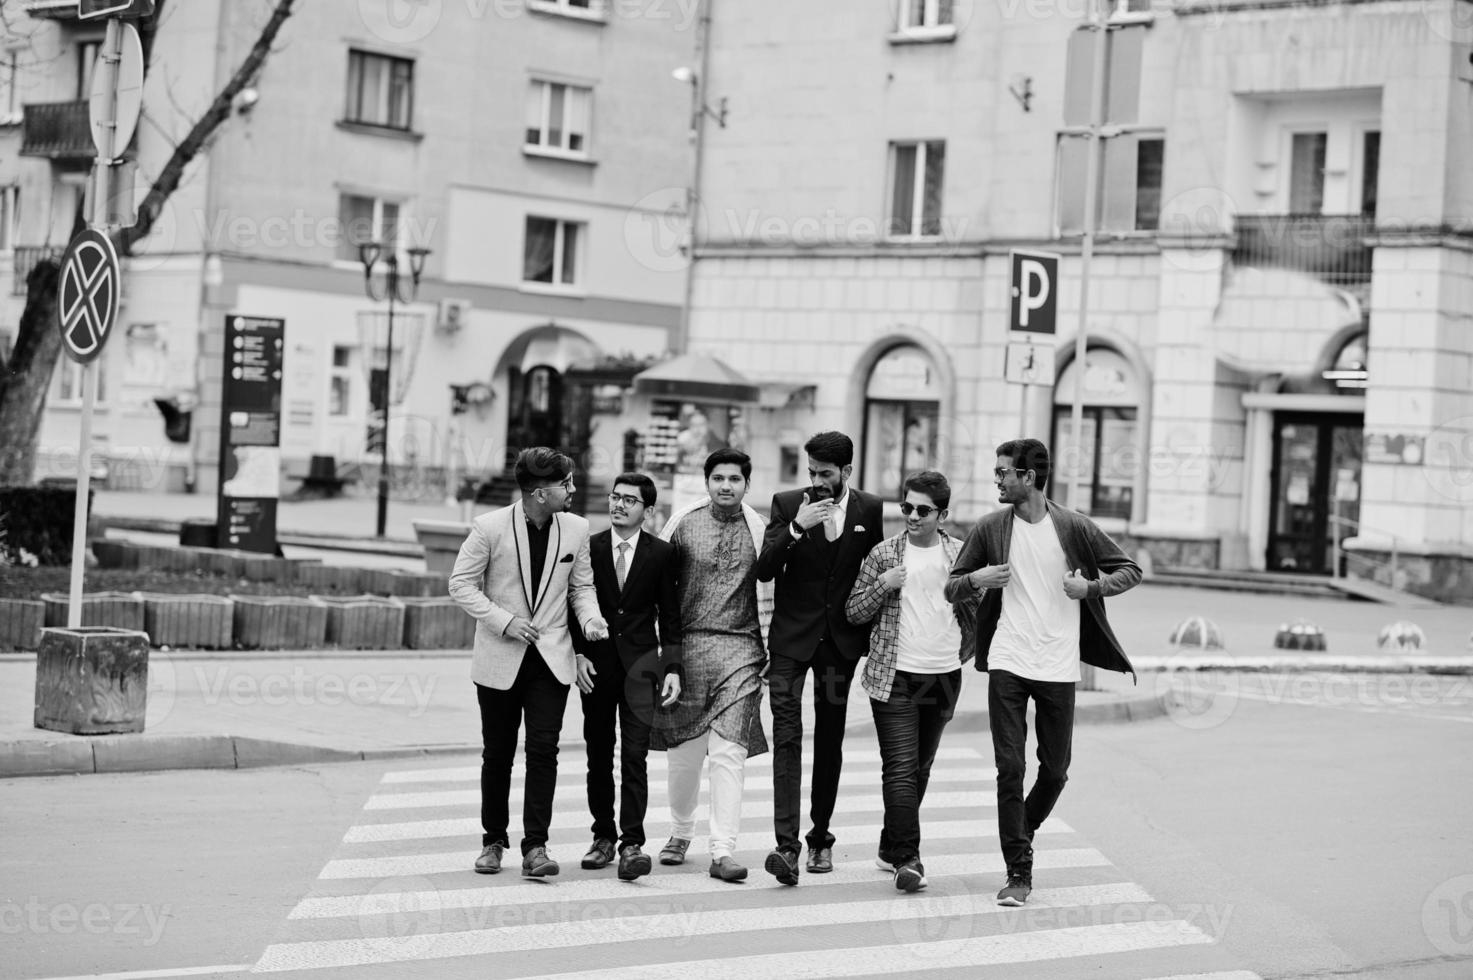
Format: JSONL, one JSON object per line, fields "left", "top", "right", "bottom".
{"left": 1009, "top": 249, "right": 1061, "bottom": 336}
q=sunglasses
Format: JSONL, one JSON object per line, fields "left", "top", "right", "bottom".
{"left": 993, "top": 467, "right": 1026, "bottom": 480}
{"left": 899, "top": 502, "right": 939, "bottom": 518}
{"left": 608, "top": 492, "right": 644, "bottom": 508}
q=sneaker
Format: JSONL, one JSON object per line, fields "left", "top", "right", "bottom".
{"left": 521, "top": 846, "right": 560, "bottom": 878}
{"left": 764, "top": 847, "right": 800, "bottom": 886}
{"left": 581, "top": 837, "right": 615, "bottom": 870}
{"left": 894, "top": 859, "right": 927, "bottom": 893}
{"left": 617, "top": 844, "right": 653, "bottom": 881}
{"left": 996, "top": 871, "right": 1032, "bottom": 906}
{"left": 658, "top": 837, "right": 691, "bottom": 866}
{"left": 474, "top": 842, "right": 504, "bottom": 874}
{"left": 708, "top": 856, "right": 748, "bottom": 882}
{"left": 875, "top": 846, "right": 898, "bottom": 872}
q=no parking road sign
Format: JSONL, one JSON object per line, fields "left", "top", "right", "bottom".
{"left": 56, "top": 229, "right": 120, "bottom": 365}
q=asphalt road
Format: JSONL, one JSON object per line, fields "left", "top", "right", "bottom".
{"left": 3, "top": 676, "right": 1471, "bottom": 980}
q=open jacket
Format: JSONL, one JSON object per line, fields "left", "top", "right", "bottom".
{"left": 845, "top": 529, "right": 981, "bottom": 702}
{"left": 943, "top": 500, "right": 1142, "bottom": 680}
{"left": 571, "top": 528, "right": 684, "bottom": 678}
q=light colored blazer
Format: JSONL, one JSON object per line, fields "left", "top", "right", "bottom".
{"left": 660, "top": 497, "right": 774, "bottom": 648}
{"left": 448, "top": 500, "right": 601, "bottom": 690}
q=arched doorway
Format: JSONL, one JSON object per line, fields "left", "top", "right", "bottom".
{"left": 498, "top": 326, "right": 600, "bottom": 458}
{"left": 860, "top": 345, "right": 943, "bottom": 499}
{"left": 1049, "top": 346, "right": 1145, "bottom": 521}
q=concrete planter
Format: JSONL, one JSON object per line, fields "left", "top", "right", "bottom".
{"left": 194, "top": 549, "right": 246, "bottom": 579}
{"left": 294, "top": 563, "right": 364, "bottom": 595}
{"left": 315, "top": 595, "right": 406, "bottom": 650}
{"left": 235, "top": 552, "right": 291, "bottom": 583}
{"left": 0, "top": 598, "right": 45, "bottom": 651}
{"left": 33, "top": 627, "right": 151, "bottom": 734}
{"left": 389, "top": 570, "right": 447, "bottom": 597}
{"left": 138, "top": 593, "right": 234, "bottom": 650}
{"left": 399, "top": 597, "right": 474, "bottom": 650}
{"left": 230, "top": 595, "right": 327, "bottom": 650}
{"left": 41, "top": 591, "right": 146, "bottom": 632}
{"left": 414, "top": 519, "right": 471, "bottom": 575}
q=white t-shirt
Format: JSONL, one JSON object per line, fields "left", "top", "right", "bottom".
{"left": 895, "top": 540, "right": 963, "bottom": 674}
{"left": 987, "top": 512, "right": 1081, "bottom": 683}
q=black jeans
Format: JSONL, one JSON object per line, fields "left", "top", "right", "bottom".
{"left": 477, "top": 649, "right": 569, "bottom": 855}
{"left": 581, "top": 649, "right": 660, "bottom": 849}
{"left": 870, "top": 668, "right": 962, "bottom": 865}
{"left": 769, "top": 636, "right": 857, "bottom": 852}
{"left": 988, "top": 668, "right": 1076, "bottom": 875}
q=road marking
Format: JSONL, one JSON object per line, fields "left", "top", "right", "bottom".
{"left": 318, "top": 842, "right": 1104, "bottom": 882}
{"left": 256, "top": 918, "right": 1210, "bottom": 975}
{"left": 379, "top": 748, "right": 992, "bottom": 784}
{"left": 1143, "top": 974, "right": 1264, "bottom": 980}
{"left": 23, "top": 967, "right": 251, "bottom": 980}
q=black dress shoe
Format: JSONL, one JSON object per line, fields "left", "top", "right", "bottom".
{"left": 617, "top": 844, "right": 653, "bottom": 881}
{"left": 806, "top": 846, "right": 833, "bottom": 873}
{"left": 764, "top": 847, "right": 800, "bottom": 886}
{"left": 658, "top": 837, "right": 691, "bottom": 865}
{"left": 708, "top": 856, "right": 748, "bottom": 882}
{"left": 474, "top": 843, "right": 504, "bottom": 874}
{"left": 581, "top": 837, "right": 616, "bottom": 870}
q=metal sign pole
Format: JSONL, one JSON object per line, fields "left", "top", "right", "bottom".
{"left": 66, "top": 365, "right": 97, "bottom": 628}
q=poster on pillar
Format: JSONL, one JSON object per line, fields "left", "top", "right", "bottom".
{"left": 216, "top": 315, "right": 284, "bottom": 554}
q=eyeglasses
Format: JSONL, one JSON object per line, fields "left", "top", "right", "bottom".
{"left": 539, "top": 477, "right": 575, "bottom": 495}
{"left": 993, "top": 467, "right": 1026, "bottom": 480}
{"left": 608, "top": 492, "right": 644, "bottom": 508}
{"left": 899, "top": 502, "right": 938, "bottom": 518}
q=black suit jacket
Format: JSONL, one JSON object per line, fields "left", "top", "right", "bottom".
{"left": 572, "top": 529, "right": 684, "bottom": 677}
{"left": 756, "top": 487, "right": 885, "bottom": 661}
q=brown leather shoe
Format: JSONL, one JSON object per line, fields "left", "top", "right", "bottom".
{"left": 521, "top": 846, "right": 560, "bottom": 878}
{"left": 581, "top": 837, "right": 615, "bottom": 870}
{"left": 474, "top": 843, "right": 504, "bottom": 874}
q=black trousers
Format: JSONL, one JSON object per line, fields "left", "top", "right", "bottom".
{"left": 580, "top": 649, "right": 661, "bottom": 849}
{"left": 870, "top": 668, "right": 962, "bottom": 865}
{"left": 769, "top": 636, "right": 858, "bottom": 852}
{"left": 987, "top": 668, "right": 1076, "bottom": 875}
{"left": 477, "top": 649, "right": 569, "bottom": 855}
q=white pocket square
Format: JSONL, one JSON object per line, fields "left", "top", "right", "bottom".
{"left": 855, "top": 525, "right": 866, "bottom": 532}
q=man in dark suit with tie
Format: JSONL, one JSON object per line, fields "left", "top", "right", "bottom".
{"left": 573, "top": 472, "right": 683, "bottom": 881}
{"left": 756, "top": 431, "right": 884, "bottom": 884}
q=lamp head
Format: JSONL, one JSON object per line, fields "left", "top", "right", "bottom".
{"left": 671, "top": 65, "right": 696, "bottom": 84}
{"left": 358, "top": 240, "right": 382, "bottom": 274}
{"left": 408, "top": 246, "right": 431, "bottom": 282}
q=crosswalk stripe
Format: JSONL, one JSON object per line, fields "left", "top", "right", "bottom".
{"left": 1143, "top": 974, "right": 1265, "bottom": 980}
{"left": 293, "top": 854, "right": 1114, "bottom": 922}
{"left": 365, "top": 768, "right": 988, "bottom": 811}
{"left": 344, "top": 789, "right": 1007, "bottom": 843}
{"left": 258, "top": 883, "right": 1159, "bottom": 972}
{"left": 380, "top": 747, "right": 992, "bottom": 784}
{"left": 317, "top": 843, "right": 1106, "bottom": 883}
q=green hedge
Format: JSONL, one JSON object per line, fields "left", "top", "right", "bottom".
{"left": 0, "top": 485, "right": 94, "bottom": 566}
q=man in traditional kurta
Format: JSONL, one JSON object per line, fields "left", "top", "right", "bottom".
{"left": 655, "top": 448, "right": 773, "bottom": 883}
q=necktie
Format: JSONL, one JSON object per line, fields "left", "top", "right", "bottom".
{"left": 825, "top": 510, "right": 838, "bottom": 542}
{"left": 616, "top": 541, "right": 629, "bottom": 590}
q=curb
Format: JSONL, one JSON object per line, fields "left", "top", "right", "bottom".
{"left": 1131, "top": 655, "right": 1473, "bottom": 674}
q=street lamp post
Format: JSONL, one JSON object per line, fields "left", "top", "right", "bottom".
{"left": 359, "top": 241, "right": 430, "bottom": 538}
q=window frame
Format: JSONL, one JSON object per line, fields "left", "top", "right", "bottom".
{"left": 328, "top": 344, "right": 355, "bottom": 418}
{"left": 52, "top": 353, "right": 108, "bottom": 408}
{"left": 1053, "top": 128, "right": 1166, "bottom": 236}
{"left": 0, "top": 185, "right": 18, "bottom": 252}
{"left": 524, "top": 78, "right": 594, "bottom": 161}
{"left": 77, "top": 37, "right": 102, "bottom": 100}
{"left": 521, "top": 215, "right": 583, "bottom": 291}
{"left": 1050, "top": 404, "right": 1138, "bottom": 522}
{"left": 527, "top": 0, "right": 608, "bottom": 23}
{"left": 891, "top": 0, "right": 958, "bottom": 42}
{"left": 344, "top": 49, "right": 416, "bottom": 132}
{"left": 886, "top": 140, "right": 947, "bottom": 241}
{"left": 1285, "top": 128, "right": 1329, "bottom": 215}
{"left": 335, "top": 192, "right": 405, "bottom": 267}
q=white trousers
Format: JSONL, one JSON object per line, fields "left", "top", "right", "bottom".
{"left": 666, "top": 730, "right": 748, "bottom": 860}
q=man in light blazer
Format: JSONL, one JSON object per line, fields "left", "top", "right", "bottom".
{"left": 449, "top": 447, "right": 606, "bottom": 879}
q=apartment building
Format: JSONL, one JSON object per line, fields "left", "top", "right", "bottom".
{"left": 0, "top": 0, "right": 696, "bottom": 502}
{"left": 681, "top": 0, "right": 1473, "bottom": 600}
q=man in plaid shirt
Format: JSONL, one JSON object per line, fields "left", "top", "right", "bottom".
{"left": 845, "top": 470, "right": 979, "bottom": 893}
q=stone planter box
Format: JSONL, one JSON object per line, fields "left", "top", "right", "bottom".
{"left": 90, "top": 538, "right": 139, "bottom": 569}
{"left": 414, "top": 519, "right": 471, "bottom": 575}
{"left": 0, "top": 598, "right": 45, "bottom": 651}
{"left": 235, "top": 552, "right": 291, "bottom": 583}
{"left": 42, "top": 591, "right": 146, "bottom": 631}
{"left": 33, "top": 627, "right": 150, "bottom": 734}
{"left": 294, "top": 563, "right": 363, "bottom": 595}
{"left": 230, "top": 595, "right": 327, "bottom": 650}
{"left": 138, "top": 593, "right": 234, "bottom": 650}
{"left": 358, "top": 569, "right": 448, "bottom": 598}
{"left": 194, "top": 549, "right": 246, "bottom": 579}
{"left": 314, "top": 595, "right": 406, "bottom": 650}
{"left": 399, "top": 597, "right": 474, "bottom": 650}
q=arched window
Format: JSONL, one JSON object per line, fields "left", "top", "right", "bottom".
{"left": 862, "top": 346, "right": 941, "bottom": 498}
{"left": 1051, "top": 347, "right": 1142, "bottom": 520}
{"left": 1322, "top": 331, "right": 1368, "bottom": 391}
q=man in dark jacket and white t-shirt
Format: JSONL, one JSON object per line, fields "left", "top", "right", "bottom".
{"left": 945, "top": 438, "right": 1141, "bottom": 907}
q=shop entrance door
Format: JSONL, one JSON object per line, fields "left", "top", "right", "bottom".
{"left": 1267, "top": 414, "right": 1363, "bottom": 574}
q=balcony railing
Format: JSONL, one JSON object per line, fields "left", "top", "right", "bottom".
{"left": 1231, "top": 213, "right": 1375, "bottom": 289}
{"left": 11, "top": 246, "right": 65, "bottom": 297}
{"left": 20, "top": 100, "right": 93, "bottom": 161}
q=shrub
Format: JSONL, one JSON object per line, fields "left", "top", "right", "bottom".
{"left": 0, "top": 485, "right": 93, "bottom": 566}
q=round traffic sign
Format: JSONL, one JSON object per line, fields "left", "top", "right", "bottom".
{"left": 56, "top": 229, "right": 121, "bottom": 365}
{"left": 88, "top": 22, "right": 144, "bottom": 159}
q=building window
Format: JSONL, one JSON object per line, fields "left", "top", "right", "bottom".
{"left": 862, "top": 346, "right": 942, "bottom": 499}
{"left": 1288, "top": 131, "right": 1327, "bottom": 213}
{"left": 329, "top": 345, "right": 354, "bottom": 416}
{"left": 529, "top": 0, "right": 606, "bottom": 18}
{"left": 899, "top": 0, "right": 954, "bottom": 29}
{"left": 53, "top": 356, "right": 107, "bottom": 405}
{"left": 1056, "top": 132, "right": 1166, "bottom": 234}
{"left": 1050, "top": 348, "right": 1141, "bottom": 521}
{"left": 524, "top": 80, "right": 591, "bottom": 156}
{"left": 888, "top": 141, "right": 945, "bottom": 239}
{"left": 337, "top": 193, "right": 400, "bottom": 263}
{"left": 523, "top": 216, "right": 580, "bottom": 287}
{"left": 1360, "top": 131, "right": 1380, "bottom": 217}
{"left": 0, "top": 186, "right": 17, "bottom": 251}
{"left": 345, "top": 50, "right": 414, "bottom": 130}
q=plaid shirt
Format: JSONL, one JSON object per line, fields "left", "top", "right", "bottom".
{"left": 845, "top": 530, "right": 980, "bottom": 703}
